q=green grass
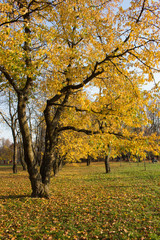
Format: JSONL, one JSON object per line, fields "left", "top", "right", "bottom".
{"left": 0, "top": 162, "right": 160, "bottom": 240}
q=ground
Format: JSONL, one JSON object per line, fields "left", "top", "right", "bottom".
{"left": 0, "top": 162, "right": 160, "bottom": 239}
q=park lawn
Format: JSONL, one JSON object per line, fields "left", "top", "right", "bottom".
{"left": 0, "top": 162, "right": 160, "bottom": 240}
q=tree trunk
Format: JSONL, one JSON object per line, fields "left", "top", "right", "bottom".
{"left": 19, "top": 142, "right": 26, "bottom": 170}
{"left": 12, "top": 135, "right": 18, "bottom": 174}
{"left": 87, "top": 155, "right": 91, "bottom": 166}
{"left": 18, "top": 93, "right": 49, "bottom": 198}
{"left": 40, "top": 124, "right": 57, "bottom": 185}
{"left": 105, "top": 144, "right": 111, "bottom": 173}
{"left": 105, "top": 156, "right": 110, "bottom": 173}
{"left": 53, "top": 151, "right": 60, "bottom": 176}
{"left": 40, "top": 93, "right": 69, "bottom": 187}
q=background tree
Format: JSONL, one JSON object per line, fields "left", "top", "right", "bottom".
{"left": 0, "top": 138, "right": 13, "bottom": 164}
{"left": 0, "top": 90, "right": 19, "bottom": 173}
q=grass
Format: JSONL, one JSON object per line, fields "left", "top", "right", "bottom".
{"left": 0, "top": 161, "right": 160, "bottom": 240}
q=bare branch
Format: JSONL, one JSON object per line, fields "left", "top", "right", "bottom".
{"left": 0, "top": 111, "right": 11, "bottom": 128}
{"left": 136, "top": 0, "right": 147, "bottom": 23}
{"left": 128, "top": 51, "right": 160, "bottom": 72}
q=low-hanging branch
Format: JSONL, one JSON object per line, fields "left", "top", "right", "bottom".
{"left": 57, "top": 126, "right": 99, "bottom": 135}
{"left": 50, "top": 95, "right": 120, "bottom": 115}
{"left": 57, "top": 125, "right": 127, "bottom": 139}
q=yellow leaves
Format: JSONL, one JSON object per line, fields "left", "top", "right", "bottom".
{"left": 0, "top": 0, "right": 159, "bottom": 164}
{"left": 19, "top": 7, "right": 28, "bottom": 16}
{"left": 0, "top": 2, "right": 12, "bottom": 13}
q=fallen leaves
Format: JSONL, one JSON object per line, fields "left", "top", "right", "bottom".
{"left": 0, "top": 162, "right": 160, "bottom": 239}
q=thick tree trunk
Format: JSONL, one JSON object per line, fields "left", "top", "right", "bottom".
{"left": 18, "top": 93, "right": 49, "bottom": 198}
{"left": 34, "top": 124, "right": 45, "bottom": 166}
{"left": 40, "top": 128, "right": 57, "bottom": 185}
{"left": 40, "top": 147, "right": 55, "bottom": 185}
{"left": 40, "top": 94, "right": 69, "bottom": 184}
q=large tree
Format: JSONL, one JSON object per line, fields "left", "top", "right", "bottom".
{"left": 0, "top": 0, "right": 159, "bottom": 198}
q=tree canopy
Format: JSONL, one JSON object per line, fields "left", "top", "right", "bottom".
{"left": 0, "top": 0, "right": 160, "bottom": 197}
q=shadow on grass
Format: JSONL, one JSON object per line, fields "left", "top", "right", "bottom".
{"left": 0, "top": 194, "right": 31, "bottom": 200}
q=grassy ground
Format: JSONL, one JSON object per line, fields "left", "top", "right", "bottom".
{"left": 0, "top": 162, "right": 160, "bottom": 240}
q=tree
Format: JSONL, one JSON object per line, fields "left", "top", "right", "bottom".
{"left": 144, "top": 91, "right": 160, "bottom": 161}
{"left": 0, "top": 138, "right": 13, "bottom": 164}
{"left": 0, "top": 0, "right": 160, "bottom": 197}
{"left": 0, "top": 90, "right": 19, "bottom": 173}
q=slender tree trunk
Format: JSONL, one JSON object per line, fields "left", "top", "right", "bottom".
{"left": 105, "top": 144, "right": 111, "bottom": 173}
{"left": 40, "top": 105, "right": 58, "bottom": 186}
{"left": 53, "top": 151, "right": 60, "bottom": 176}
{"left": 87, "top": 155, "right": 91, "bottom": 166}
{"left": 18, "top": 93, "right": 49, "bottom": 198}
{"left": 58, "top": 154, "right": 66, "bottom": 170}
{"left": 18, "top": 139, "right": 26, "bottom": 170}
{"left": 144, "top": 158, "right": 146, "bottom": 171}
{"left": 19, "top": 147, "right": 26, "bottom": 170}
{"left": 105, "top": 156, "right": 110, "bottom": 173}
{"left": 53, "top": 160, "right": 59, "bottom": 176}
{"left": 12, "top": 133, "right": 18, "bottom": 174}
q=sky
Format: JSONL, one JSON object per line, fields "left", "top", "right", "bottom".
{"left": 0, "top": 0, "right": 159, "bottom": 143}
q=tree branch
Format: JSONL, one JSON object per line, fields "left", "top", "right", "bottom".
{"left": 0, "top": 111, "right": 11, "bottom": 128}
{"left": 136, "top": 0, "right": 147, "bottom": 23}
{"left": 57, "top": 126, "right": 100, "bottom": 135}
{"left": 0, "top": 66, "right": 19, "bottom": 93}
{"left": 128, "top": 51, "right": 160, "bottom": 72}
{"left": 57, "top": 125, "right": 126, "bottom": 139}
{"left": 112, "top": 0, "right": 147, "bottom": 54}
{"left": 47, "top": 68, "right": 104, "bottom": 106}
{"left": 0, "top": 0, "right": 63, "bottom": 27}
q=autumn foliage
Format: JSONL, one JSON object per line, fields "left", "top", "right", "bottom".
{"left": 0, "top": 0, "right": 160, "bottom": 197}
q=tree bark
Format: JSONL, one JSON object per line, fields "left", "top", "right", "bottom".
{"left": 40, "top": 92, "right": 70, "bottom": 186}
{"left": 20, "top": 152, "right": 26, "bottom": 170}
{"left": 40, "top": 105, "right": 58, "bottom": 185}
{"left": 18, "top": 93, "right": 49, "bottom": 198}
{"left": 18, "top": 137, "right": 26, "bottom": 170}
{"left": 105, "top": 144, "right": 111, "bottom": 173}
{"left": 12, "top": 133, "right": 18, "bottom": 173}
{"left": 87, "top": 155, "right": 91, "bottom": 166}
